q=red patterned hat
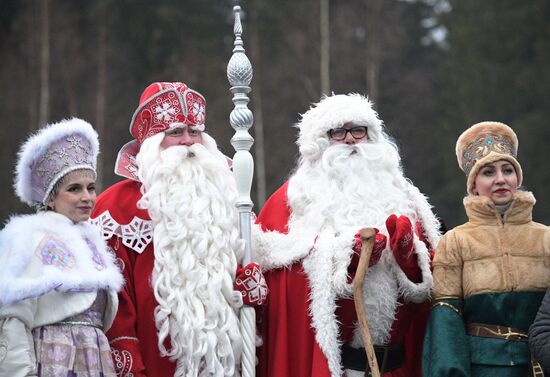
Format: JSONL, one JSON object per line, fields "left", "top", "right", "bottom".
{"left": 115, "top": 82, "right": 206, "bottom": 180}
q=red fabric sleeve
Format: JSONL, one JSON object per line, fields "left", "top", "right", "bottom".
{"left": 403, "top": 222, "right": 434, "bottom": 377}
{"left": 255, "top": 181, "right": 430, "bottom": 377}
{"left": 256, "top": 181, "right": 291, "bottom": 233}
{"left": 255, "top": 181, "right": 332, "bottom": 377}
{"left": 94, "top": 180, "right": 177, "bottom": 377}
{"left": 416, "top": 221, "right": 435, "bottom": 262}
{"left": 400, "top": 221, "right": 436, "bottom": 282}
{"left": 106, "top": 238, "right": 147, "bottom": 377}
{"left": 399, "top": 254, "right": 422, "bottom": 282}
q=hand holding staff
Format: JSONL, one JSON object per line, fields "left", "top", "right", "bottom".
{"left": 353, "top": 228, "right": 381, "bottom": 377}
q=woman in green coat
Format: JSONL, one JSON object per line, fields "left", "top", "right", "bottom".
{"left": 422, "top": 121, "right": 550, "bottom": 377}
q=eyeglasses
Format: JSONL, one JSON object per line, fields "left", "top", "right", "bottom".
{"left": 327, "top": 126, "right": 368, "bottom": 141}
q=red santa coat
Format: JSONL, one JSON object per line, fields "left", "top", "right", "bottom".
{"left": 92, "top": 179, "right": 175, "bottom": 377}
{"left": 256, "top": 181, "right": 431, "bottom": 377}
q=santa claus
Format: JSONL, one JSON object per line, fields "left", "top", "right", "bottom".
{"left": 92, "top": 82, "right": 265, "bottom": 377}
{"left": 252, "top": 93, "right": 441, "bottom": 377}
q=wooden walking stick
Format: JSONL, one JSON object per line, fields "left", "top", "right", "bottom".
{"left": 353, "top": 228, "right": 381, "bottom": 377}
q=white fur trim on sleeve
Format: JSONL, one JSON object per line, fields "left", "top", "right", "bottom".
{"left": 250, "top": 223, "right": 317, "bottom": 271}
{"left": 389, "top": 235, "right": 433, "bottom": 303}
{"left": 318, "top": 229, "right": 356, "bottom": 297}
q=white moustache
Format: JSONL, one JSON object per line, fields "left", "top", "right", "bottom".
{"left": 160, "top": 143, "right": 204, "bottom": 159}
{"left": 156, "top": 144, "right": 218, "bottom": 172}
{"left": 322, "top": 143, "right": 364, "bottom": 165}
{"left": 324, "top": 142, "right": 391, "bottom": 160}
{"left": 320, "top": 142, "right": 400, "bottom": 176}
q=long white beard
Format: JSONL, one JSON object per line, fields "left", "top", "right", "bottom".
{"left": 290, "top": 142, "right": 423, "bottom": 375}
{"left": 288, "top": 141, "right": 419, "bottom": 233}
{"left": 136, "top": 134, "right": 243, "bottom": 377}
{"left": 285, "top": 141, "right": 437, "bottom": 376}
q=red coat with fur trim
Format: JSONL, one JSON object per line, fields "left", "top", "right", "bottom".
{"left": 255, "top": 181, "right": 433, "bottom": 377}
{"left": 92, "top": 179, "right": 175, "bottom": 377}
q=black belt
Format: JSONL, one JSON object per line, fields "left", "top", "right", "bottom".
{"left": 341, "top": 343, "right": 405, "bottom": 373}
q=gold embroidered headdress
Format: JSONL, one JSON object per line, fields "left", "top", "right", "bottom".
{"left": 455, "top": 121, "right": 522, "bottom": 194}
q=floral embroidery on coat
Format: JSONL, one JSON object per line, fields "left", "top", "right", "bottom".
{"left": 35, "top": 236, "right": 76, "bottom": 270}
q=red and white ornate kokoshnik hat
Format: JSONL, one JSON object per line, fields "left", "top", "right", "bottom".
{"left": 115, "top": 82, "right": 206, "bottom": 181}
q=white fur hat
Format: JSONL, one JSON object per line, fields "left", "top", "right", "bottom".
{"left": 14, "top": 118, "right": 99, "bottom": 206}
{"left": 295, "top": 93, "right": 383, "bottom": 162}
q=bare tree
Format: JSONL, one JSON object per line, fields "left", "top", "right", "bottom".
{"left": 365, "top": 0, "right": 381, "bottom": 103}
{"left": 320, "top": 0, "right": 330, "bottom": 95}
{"left": 95, "top": 0, "right": 108, "bottom": 189}
{"left": 26, "top": 1, "right": 39, "bottom": 131}
{"left": 249, "top": 3, "right": 267, "bottom": 207}
{"left": 56, "top": 3, "right": 81, "bottom": 117}
{"left": 38, "top": 0, "right": 50, "bottom": 128}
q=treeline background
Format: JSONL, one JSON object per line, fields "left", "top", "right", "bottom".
{"left": 0, "top": 0, "right": 549, "bottom": 229}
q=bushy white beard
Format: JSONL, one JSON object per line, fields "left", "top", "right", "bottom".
{"left": 288, "top": 141, "right": 419, "bottom": 233}
{"left": 136, "top": 134, "right": 243, "bottom": 377}
{"left": 289, "top": 141, "right": 421, "bottom": 359}
{"left": 287, "top": 140, "right": 437, "bottom": 371}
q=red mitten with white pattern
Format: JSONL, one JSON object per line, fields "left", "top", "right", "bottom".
{"left": 347, "top": 228, "right": 387, "bottom": 282}
{"left": 352, "top": 228, "right": 387, "bottom": 268}
{"left": 234, "top": 263, "right": 268, "bottom": 306}
{"left": 386, "top": 214, "right": 418, "bottom": 279}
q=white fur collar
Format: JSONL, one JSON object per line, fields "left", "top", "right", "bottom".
{"left": 0, "top": 211, "right": 123, "bottom": 307}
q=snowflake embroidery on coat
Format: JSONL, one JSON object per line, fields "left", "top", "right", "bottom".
{"left": 112, "top": 349, "right": 134, "bottom": 377}
{"left": 154, "top": 102, "right": 176, "bottom": 122}
{"left": 124, "top": 155, "right": 139, "bottom": 180}
{"left": 91, "top": 211, "right": 153, "bottom": 254}
{"left": 36, "top": 236, "right": 76, "bottom": 271}
{"left": 86, "top": 238, "right": 106, "bottom": 270}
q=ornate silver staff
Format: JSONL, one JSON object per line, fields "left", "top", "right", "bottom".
{"left": 227, "top": 5, "right": 256, "bottom": 377}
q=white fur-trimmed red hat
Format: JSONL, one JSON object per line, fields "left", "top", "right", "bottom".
{"left": 115, "top": 82, "right": 206, "bottom": 181}
{"left": 14, "top": 118, "right": 99, "bottom": 206}
{"left": 456, "top": 121, "right": 522, "bottom": 194}
{"left": 296, "top": 93, "right": 383, "bottom": 162}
